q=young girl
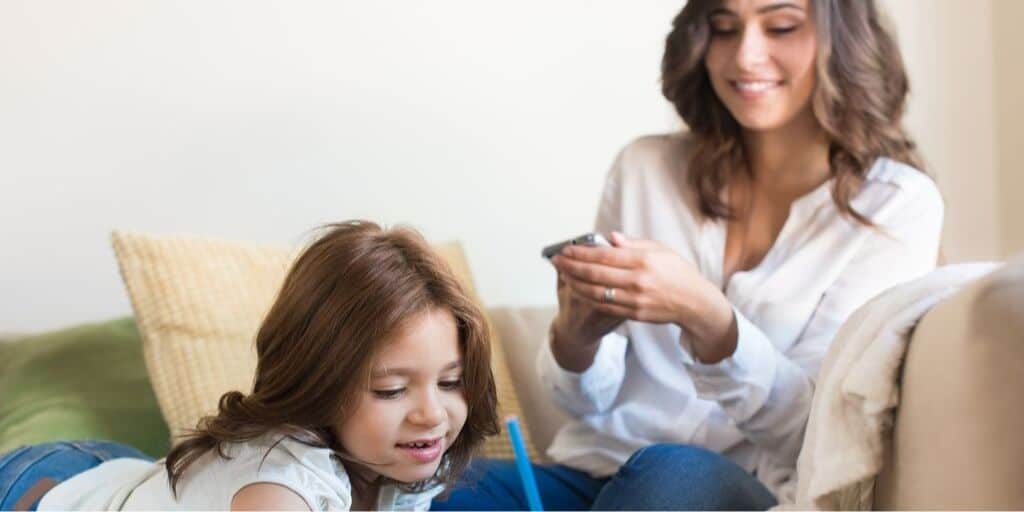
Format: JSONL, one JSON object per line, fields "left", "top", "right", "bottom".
{"left": 0, "top": 221, "right": 499, "bottom": 510}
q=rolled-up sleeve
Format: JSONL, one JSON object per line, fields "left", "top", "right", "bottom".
{"left": 536, "top": 140, "right": 634, "bottom": 417}
{"left": 536, "top": 329, "right": 629, "bottom": 416}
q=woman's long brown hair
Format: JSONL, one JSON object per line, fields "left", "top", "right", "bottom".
{"left": 164, "top": 221, "right": 499, "bottom": 497}
{"left": 662, "top": 0, "right": 926, "bottom": 224}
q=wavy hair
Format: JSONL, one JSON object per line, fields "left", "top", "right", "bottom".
{"left": 164, "top": 221, "right": 499, "bottom": 497}
{"left": 662, "top": 0, "right": 925, "bottom": 224}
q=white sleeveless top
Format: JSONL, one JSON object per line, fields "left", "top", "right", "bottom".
{"left": 39, "top": 434, "right": 443, "bottom": 510}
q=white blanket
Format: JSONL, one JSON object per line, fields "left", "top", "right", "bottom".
{"left": 787, "top": 263, "right": 1000, "bottom": 510}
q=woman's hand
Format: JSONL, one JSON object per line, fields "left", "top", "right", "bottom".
{"left": 551, "top": 232, "right": 739, "bottom": 364}
{"left": 549, "top": 259, "right": 626, "bottom": 373}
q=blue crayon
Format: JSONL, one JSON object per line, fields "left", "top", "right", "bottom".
{"left": 505, "top": 415, "right": 544, "bottom": 511}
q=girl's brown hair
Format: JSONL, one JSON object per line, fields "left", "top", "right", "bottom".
{"left": 164, "top": 221, "right": 499, "bottom": 496}
{"left": 662, "top": 0, "right": 925, "bottom": 224}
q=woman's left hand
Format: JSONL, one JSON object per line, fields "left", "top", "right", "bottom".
{"left": 550, "top": 232, "right": 738, "bottom": 363}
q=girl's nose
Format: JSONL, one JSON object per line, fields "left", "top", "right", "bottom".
{"left": 409, "top": 390, "right": 446, "bottom": 427}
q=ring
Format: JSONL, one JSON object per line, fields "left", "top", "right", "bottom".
{"left": 603, "top": 287, "right": 616, "bottom": 303}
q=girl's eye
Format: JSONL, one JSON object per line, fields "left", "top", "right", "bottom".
{"left": 767, "top": 26, "right": 798, "bottom": 35}
{"left": 373, "top": 388, "right": 405, "bottom": 399}
{"left": 439, "top": 379, "right": 463, "bottom": 391}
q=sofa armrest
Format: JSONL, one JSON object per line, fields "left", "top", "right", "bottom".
{"left": 874, "top": 258, "right": 1024, "bottom": 509}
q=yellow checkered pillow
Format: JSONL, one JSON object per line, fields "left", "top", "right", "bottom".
{"left": 111, "top": 230, "right": 534, "bottom": 460}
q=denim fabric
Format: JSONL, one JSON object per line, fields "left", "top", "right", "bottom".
{"left": 0, "top": 440, "right": 152, "bottom": 511}
{"left": 432, "top": 444, "right": 778, "bottom": 511}
{"left": 433, "top": 457, "right": 608, "bottom": 511}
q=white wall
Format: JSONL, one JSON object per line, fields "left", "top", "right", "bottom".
{"left": 994, "top": 0, "right": 1024, "bottom": 257}
{"left": 0, "top": 1, "right": 1008, "bottom": 332}
{"left": 0, "top": 1, "right": 682, "bottom": 331}
{"left": 882, "top": 0, "right": 1000, "bottom": 262}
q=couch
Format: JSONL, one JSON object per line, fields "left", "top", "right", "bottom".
{"left": 494, "top": 259, "right": 1024, "bottom": 510}
{"left": 2, "top": 252, "right": 1021, "bottom": 510}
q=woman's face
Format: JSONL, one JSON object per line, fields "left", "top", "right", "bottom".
{"left": 704, "top": 0, "right": 818, "bottom": 132}
{"left": 335, "top": 308, "right": 468, "bottom": 484}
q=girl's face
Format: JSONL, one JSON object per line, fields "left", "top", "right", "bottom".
{"left": 336, "top": 308, "right": 468, "bottom": 484}
{"left": 704, "top": 0, "right": 818, "bottom": 132}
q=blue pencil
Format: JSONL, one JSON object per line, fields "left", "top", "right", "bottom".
{"left": 505, "top": 415, "right": 544, "bottom": 511}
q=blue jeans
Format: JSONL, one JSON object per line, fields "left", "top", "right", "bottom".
{"left": 432, "top": 444, "right": 778, "bottom": 511}
{"left": 0, "top": 440, "right": 152, "bottom": 511}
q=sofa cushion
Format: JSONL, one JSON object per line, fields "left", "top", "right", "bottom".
{"left": 110, "top": 230, "right": 534, "bottom": 460}
{"left": 0, "top": 318, "right": 170, "bottom": 458}
{"left": 487, "top": 306, "right": 568, "bottom": 461}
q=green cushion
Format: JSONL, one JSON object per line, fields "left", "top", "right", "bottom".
{"left": 0, "top": 318, "right": 170, "bottom": 458}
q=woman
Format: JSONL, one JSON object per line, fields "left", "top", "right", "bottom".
{"left": 433, "top": 0, "right": 942, "bottom": 510}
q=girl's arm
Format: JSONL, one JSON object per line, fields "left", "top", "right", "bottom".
{"left": 232, "top": 483, "right": 313, "bottom": 511}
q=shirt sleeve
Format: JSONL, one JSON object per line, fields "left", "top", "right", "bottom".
{"left": 224, "top": 441, "right": 351, "bottom": 510}
{"left": 536, "top": 327, "right": 629, "bottom": 416}
{"left": 535, "top": 145, "right": 631, "bottom": 417}
{"left": 682, "top": 176, "right": 944, "bottom": 468}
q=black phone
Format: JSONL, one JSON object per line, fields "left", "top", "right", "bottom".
{"left": 541, "top": 232, "right": 611, "bottom": 259}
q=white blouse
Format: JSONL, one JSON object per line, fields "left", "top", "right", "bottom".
{"left": 536, "top": 133, "right": 944, "bottom": 502}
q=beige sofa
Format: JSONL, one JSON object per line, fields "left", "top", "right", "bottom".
{"left": 3, "top": 256, "right": 1020, "bottom": 509}
{"left": 493, "top": 258, "right": 1024, "bottom": 510}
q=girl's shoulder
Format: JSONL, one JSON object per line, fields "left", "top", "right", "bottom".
{"left": 228, "top": 433, "right": 352, "bottom": 485}
{"left": 215, "top": 434, "right": 445, "bottom": 511}
{"left": 181, "top": 432, "right": 354, "bottom": 510}
{"left": 222, "top": 431, "right": 342, "bottom": 468}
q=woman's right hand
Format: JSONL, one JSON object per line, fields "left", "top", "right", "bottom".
{"left": 549, "top": 265, "right": 625, "bottom": 373}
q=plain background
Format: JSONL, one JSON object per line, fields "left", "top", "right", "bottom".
{"left": 1, "top": 0, "right": 1019, "bottom": 332}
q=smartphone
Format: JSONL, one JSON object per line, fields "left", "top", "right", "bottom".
{"left": 541, "top": 232, "right": 611, "bottom": 259}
